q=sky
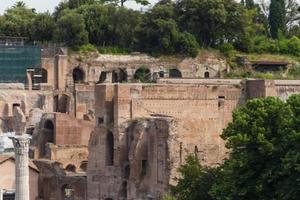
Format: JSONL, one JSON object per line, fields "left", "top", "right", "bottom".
{"left": 0, "top": 0, "right": 159, "bottom": 15}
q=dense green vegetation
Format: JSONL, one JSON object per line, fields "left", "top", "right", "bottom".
{"left": 167, "top": 95, "right": 300, "bottom": 200}
{"left": 1, "top": 0, "right": 300, "bottom": 58}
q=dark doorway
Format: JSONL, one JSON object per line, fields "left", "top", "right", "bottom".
{"left": 73, "top": 68, "right": 85, "bottom": 83}
{"left": 65, "top": 164, "right": 76, "bottom": 172}
{"left": 169, "top": 69, "right": 182, "bottom": 78}
{"left": 99, "top": 71, "right": 107, "bottom": 83}
{"left": 40, "top": 120, "right": 54, "bottom": 158}
{"left": 204, "top": 71, "right": 210, "bottom": 78}
{"left": 41, "top": 68, "right": 48, "bottom": 83}
{"left": 106, "top": 131, "right": 114, "bottom": 166}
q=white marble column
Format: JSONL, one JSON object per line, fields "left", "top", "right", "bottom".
{"left": 12, "top": 135, "right": 30, "bottom": 200}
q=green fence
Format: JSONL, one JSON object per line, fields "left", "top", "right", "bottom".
{"left": 0, "top": 46, "right": 41, "bottom": 83}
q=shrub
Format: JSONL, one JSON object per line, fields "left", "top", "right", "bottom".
{"left": 286, "top": 36, "right": 300, "bottom": 56}
{"left": 79, "top": 44, "right": 97, "bottom": 52}
{"left": 177, "top": 31, "right": 199, "bottom": 57}
{"left": 218, "top": 43, "right": 234, "bottom": 57}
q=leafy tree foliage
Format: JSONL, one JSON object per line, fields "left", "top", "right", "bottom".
{"left": 0, "top": 3, "right": 36, "bottom": 39}
{"left": 55, "top": 10, "right": 88, "bottom": 47}
{"left": 136, "top": 0, "right": 199, "bottom": 56}
{"left": 171, "top": 155, "right": 218, "bottom": 200}
{"left": 269, "top": 0, "right": 286, "bottom": 38}
{"left": 210, "top": 96, "right": 300, "bottom": 200}
{"left": 31, "top": 12, "right": 55, "bottom": 42}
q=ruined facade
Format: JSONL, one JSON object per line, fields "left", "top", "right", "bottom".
{"left": 87, "top": 79, "right": 300, "bottom": 200}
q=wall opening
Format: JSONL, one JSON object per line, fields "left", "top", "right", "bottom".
{"left": 73, "top": 67, "right": 85, "bottom": 83}
{"left": 40, "top": 120, "right": 54, "bottom": 158}
{"left": 62, "top": 184, "right": 74, "bottom": 200}
{"left": 204, "top": 71, "right": 210, "bottom": 78}
{"left": 99, "top": 71, "right": 107, "bottom": 83}
{"left": 141, "top": 159, "right": 147, "bottom": 177}
{"left": 169, "top": 69, "right": 182, "bottom": 78}
{"left": 113, "top": 68, "right": 128, "bottom": 83}
{"left": 218, "top": 96, "right": 225, "bottom": 108}
{"left": 53, "top": 95, "right": 59, "bottom": 112}
{"left": 159, "top": 71, "right": 165, "bottom": 78}
{"left": 106, "top": 131, "right": 114, "bottom": 166}
{"left": 80, "top": 161, "right": 88, "bottom": 172}
{"left": 65, "top": 164, "right": 76, "bottom": 172}
{"left": 41, "top": 68, "right": 48, "bottom": 83}
{"left": 58, "top": 94, "right": 69, "bottom": 113}
{"left": 134, "top": 67, "right": 151, "bottom": 82}
{"left": 3, "top": 192, "right": 15, "bottom": 200}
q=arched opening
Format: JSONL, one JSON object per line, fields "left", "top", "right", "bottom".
{"left": 53, "top": 95, "right": 59, "bottom": 112}
{"left": 73, "top": 67, "right": 85, "bottom": 83}
{"left": 106, "top": 131, "right": 114, "bottom": 166}
{"left": 134, "top": 67, "right": 151, "bottom": 82}
{"left": 99, "top": 71, "right": 107, "bottom": 83}
{"left": 112, "top": 69, "right": 128, "bottom": 83}
{"left": 80, "top": 161, "right": 88, "bottom": 172}
{"left": 41, "top": 68, "right": 48, "bottom": 83}
{"left": 58, "top": 94, "right": 70, "bottom": 113}
{"left": 40, "top": 120, "right": 54, "bottom": 158}
{"left": 44, "top": 120, "right": 54, "bottom": 130}
{"left": 169, "top": 69, "right": 182, "bottom": 78}
{"left": 204, "top": 71, "right": 210, "bottom": 78}
{"left": 65, "top": 164, "right": 76, "bottom": 172}
{"left": 159, "top": 71, "right": 165, "bottom": 78}
{"left": 62, "top": 184, "right": 74, "bottom": 200}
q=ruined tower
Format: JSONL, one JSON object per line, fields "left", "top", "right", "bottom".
{"left": 11, "top": 106, "right": 30, "bottom": 200}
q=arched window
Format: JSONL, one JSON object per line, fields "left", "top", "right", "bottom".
{"left": 65, "top": 164, "right": 76, "bottom": 172}
{"left": 80, "top": 161, "right": 88, "bottom": 172}
{"left": 41, "top": 68, "right": 48, "bottom": 83}
{"left": 112, "top": 69, "right": 128, "bottom": 83}
{"left": 99, "top": 71, "right": 107, "bottom": 83}
{"left": 204, "top": 71, "right": 210, "bottom": 78}
{"left": 169, "top": 69, "right": 182, "bottom": 78}
{"left": 134, "top": 67, "right": 151, "bottom": 82}
{"left": 73, "top": 67, "right": 85, "bottom": 83}
{"left": 44, "top": 120, "right": 54, "bottom": 130}
{"left": 106, "top": 131, "right": 114, "bottom": 166}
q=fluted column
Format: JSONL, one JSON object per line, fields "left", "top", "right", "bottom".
{"left": 12, "top": 135, "right": 30, "bottom": 200}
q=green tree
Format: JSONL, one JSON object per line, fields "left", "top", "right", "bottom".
{"left": 55, "top": 10, "right": 88, "bottom": 47}
{"left": 211, "top": 96, "right": 300, "bottom": 200}
{"left": 172, "top": 155, "right": 218, "bottom": 200}
{"left": 31, "top": 12, "right": 55, "bottom": 42}
{"left": 136, "top": 0, "right": 198, "bottom": 56}
{"left": 269, "top": 0, "right": 286, "bottom": 38}
{"left": 0, "top": 3, "right": 36, "bottom": 39}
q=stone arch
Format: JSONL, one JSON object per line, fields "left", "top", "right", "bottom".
{"left": 204, "top": 71, "right": 210, "bottom": 78}
{"left": 61, "top": 184, "right": 74, "bottom": 200}
{"left": 112, "top": 68, "right": 128, "bottom": 83}
{"left": 169, "top": 68, "right": 182, "bottom": 78}
{"left": 106, "top": 131, "right": 114, "bottom": 166}
{"left": 41, "top": 68, "right": 48, "bottom": 83}
{"left": 99, "top": 71, "right": 107, "bottom": 83}
{"left": 65, "top": 164, "right": 76, "bottom": 172}
{"left": 40, "top": 120, "right": 55, "bottom": 158}
{"left": 134, "top": 67, "right": 151, "bottom": 82}
{"left": 73, "top": 67, "right": 85, "bottom": 83}
{"left": 80, "top": 161, "right": 88, "bottom": 172}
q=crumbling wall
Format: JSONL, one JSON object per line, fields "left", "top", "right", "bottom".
{"left": 88, "top": 117, "right": 175, "bottom": 200}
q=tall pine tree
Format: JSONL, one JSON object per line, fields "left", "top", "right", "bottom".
{"left": 269, "top": 0, "right": 286, "bottom": 39}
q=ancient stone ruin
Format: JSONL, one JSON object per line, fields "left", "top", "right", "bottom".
{"left": 1, "top": 46, "right": 300, "bottom": 200}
